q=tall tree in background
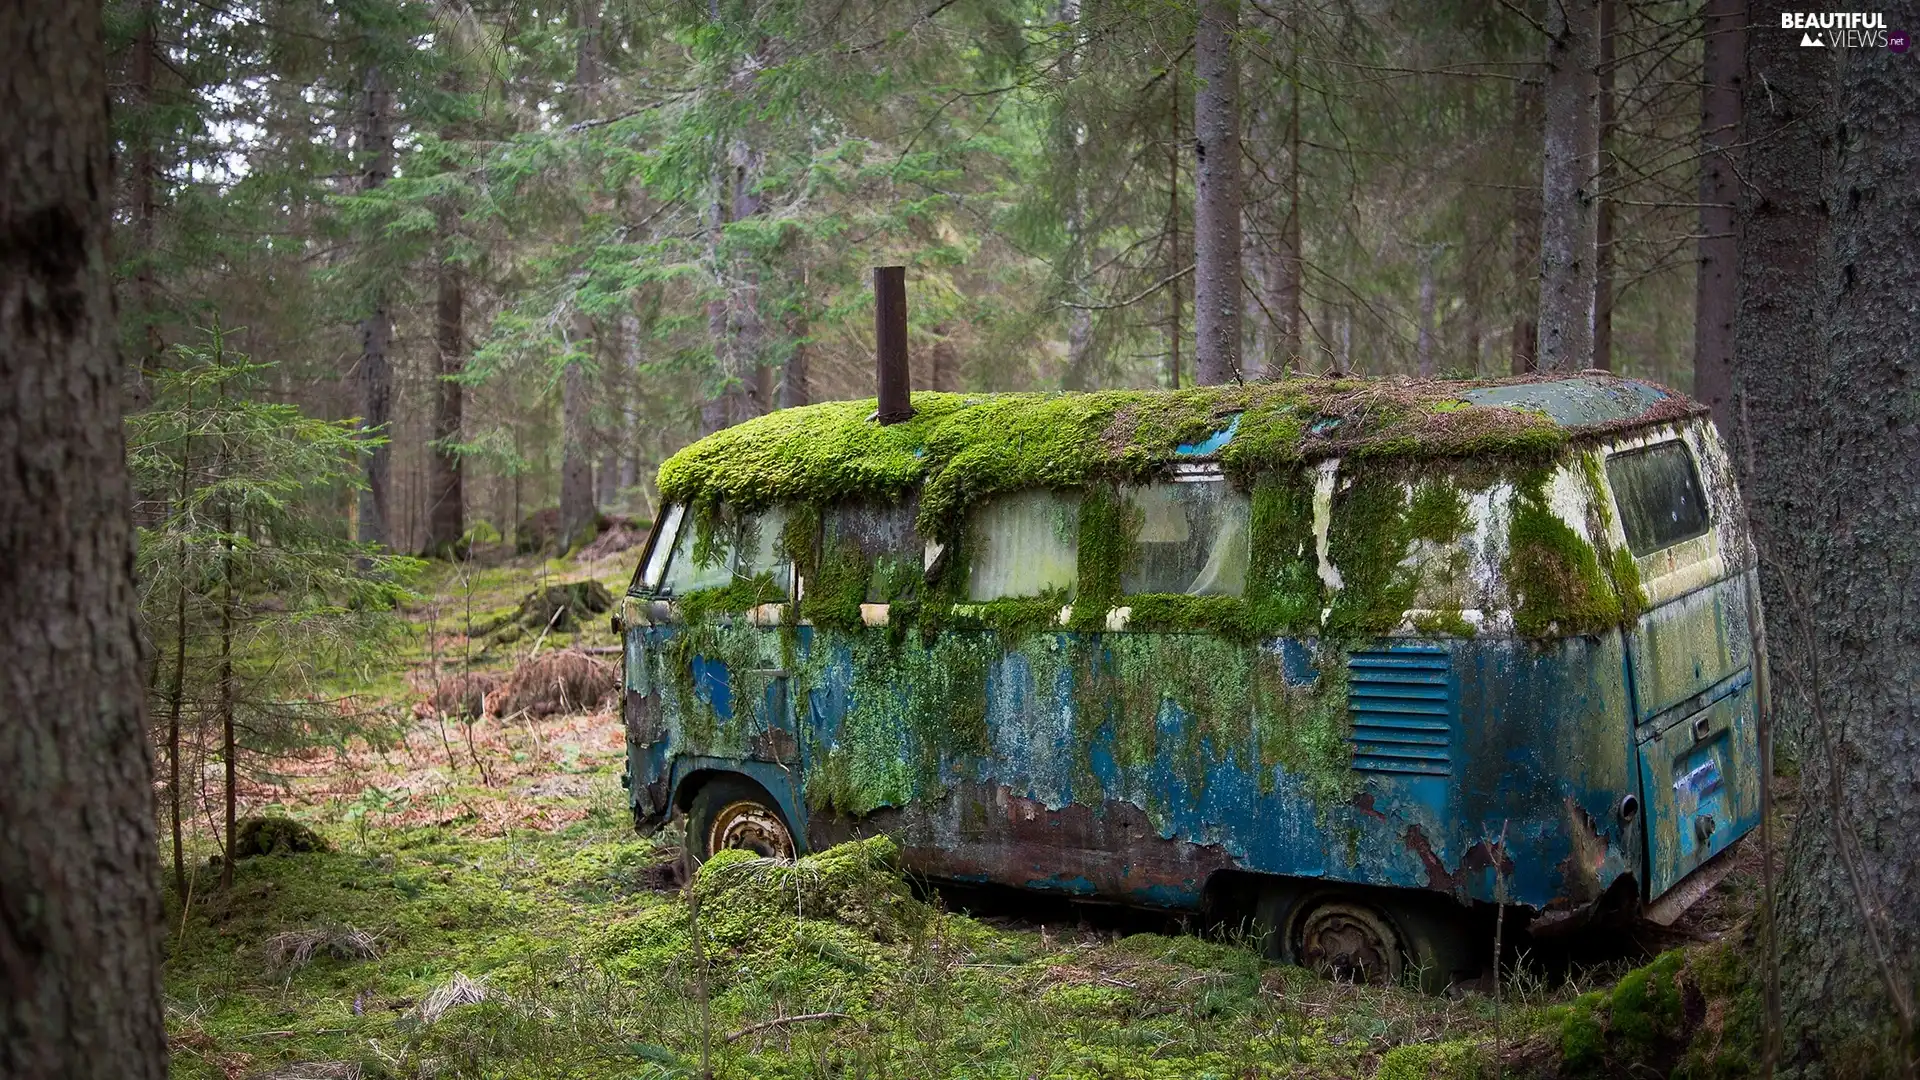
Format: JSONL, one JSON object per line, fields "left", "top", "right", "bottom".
{"left": 1693, "top": 0, "right": 1743, "bottom": 426}
{"left": 1741, "top": 19, "right": 1920, "bottom": 1071}
{"left": 0, "top": 2, "right": 167, "bottom": 1075}
{"left": 356, "top": 58, "right": 395, "bottom": 547}
{"left": 1590, "top": 0, "right": 1615, "bottom": 371}
{"left": 558, "top": 0, "right": 602, "bottom": 551}
{"left": 1192, "top": 0, "right": 1242, "bottom": 385}
{"left": 1510, "top": 68, "right": 1543, "bottom": 374}
{"left": 1536, "top": 0, "right": 1599, "bottom": 371}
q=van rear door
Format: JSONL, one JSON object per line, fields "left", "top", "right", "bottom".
{"left": 1603, "top": 433, "right": 1762, "bottom": 898}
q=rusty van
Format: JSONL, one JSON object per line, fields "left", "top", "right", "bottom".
{"left": 615, "top": 373, "right": 1762, "bottom": 987}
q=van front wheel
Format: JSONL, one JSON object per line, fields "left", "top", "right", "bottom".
{"left": 687, "top": 776, "right": 795, "bottom": 863}
{"left": 1293, "top": 897, "right": 1404, "bottom": 985}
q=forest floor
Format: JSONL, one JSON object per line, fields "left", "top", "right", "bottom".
{"left": 161, "top": 545, "right": 1772, "bottom": 1080}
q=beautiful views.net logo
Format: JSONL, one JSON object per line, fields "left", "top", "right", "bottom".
{"left": 1780, "top": 11, "right": 1895, "bottom": 47}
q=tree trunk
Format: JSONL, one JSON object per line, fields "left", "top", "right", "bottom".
{"left": 1591, "top": 0, "right": 1615, "bottom": 372}
{"left": 1511, "top": 69, "right": 1543, "bottom": 375}
{"left": 729, "top": 138, "right": 767, "bottom": 415}
{"left": 783, "top": 275, "right": 812, "bottom": 407}
{"left": 559, "top": 0, "right": 601, "bottom": 549}
{"left": 1192, "top": 0, "right": 1242, "bottom": 385}
{"left": 560, "top": 315, "right": 597, "bottom": 551}
{"left": 1744, "top": 23, "right": 1920, "bottom": 1071}
{"left": 1057, "top": 0, "right": 1094, "bottom": 390}
{"left": 0, "top": 4, "right": 168, "bottom": 1074}
{"left": 1416, "top": 247, "right": 1437, "bottom": 377}
{"left": 129, "top": 0, "right": 160, "bottom": 411}
{"left": 423, "top": 205, "right": 465, "bottom": 557}
{"left": 1536, "top": 0, "right": 1599, "bottom": 372}
{"left": 702, "top": 180, "right": 733, "bottom": 434}
{"left": 356, "top": 61, "right": 393, "bottom": 548}
{"left": 165, "top": 383, "right": 192, "bottom": 898}
{"left": 1259, "top": 18, "right": 1302, "bottom": 378}
{"left": 217, "top": 494, "right": 235, "bottom": 891}
{"left": 1694, "top": 0, "right": 1744, "bottom": 426}
{"left": 1166, "top": 74, "right": 1183, "bottom": 390}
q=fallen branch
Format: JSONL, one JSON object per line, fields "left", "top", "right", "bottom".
{"left": 725, "top": 1011, "right": 851, "bottom": 1044}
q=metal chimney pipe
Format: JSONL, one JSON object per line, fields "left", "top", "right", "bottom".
{"left": 874, "top": 265, "right": 914, "bottom": 424}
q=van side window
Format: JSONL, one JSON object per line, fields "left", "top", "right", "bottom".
{"left": 1606, "top": 443, "right": 1711, "bottom": 556}
{"left": 661, "top": 505, "right": 793, "bottom": 596}
{"left": 826, "top": 497, "right": 922, "bottom": 602}
{"left": 1120, "top": 481, "right": 1250, "bottom": 596}
{"left": 967, "top": 490, "right": 1081, "bottom": 600}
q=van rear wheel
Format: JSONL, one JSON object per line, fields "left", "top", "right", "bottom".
{"left": 1293, "top": 896, "right": 1404, "bottom": 985}
{"left": 687, "top": 776, "right": 795, "bottom": 863}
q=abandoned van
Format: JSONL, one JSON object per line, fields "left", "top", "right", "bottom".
{"left": 616, "top": 373, "right": 1762, "bottom": 986}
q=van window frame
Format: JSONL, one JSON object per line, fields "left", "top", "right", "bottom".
{"left": 1605, "top": 439, "right": 1713, "bottom": 558}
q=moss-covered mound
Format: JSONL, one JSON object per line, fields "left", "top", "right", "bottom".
{"left": 233, "top": 815, "right": 332, "bottom": 857}
{"left": 691, "top": 836, "right": 930, "bottom": 945}
{"left": 655, "top": 375, "right": 1697, "bottom": 537}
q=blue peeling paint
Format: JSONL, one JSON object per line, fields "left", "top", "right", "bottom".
{"left": 1175, "top": 413, "right": 1241, "bottom": 456}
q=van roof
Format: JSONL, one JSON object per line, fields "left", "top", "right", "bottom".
{"left": 657, "top": 372, "right": 1701, "bottom": 530}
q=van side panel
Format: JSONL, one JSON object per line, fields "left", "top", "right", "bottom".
{"left": 781, "top": 626, "right": 1641, "bottom": 913}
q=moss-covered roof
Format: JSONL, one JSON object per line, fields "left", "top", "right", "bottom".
{"left": 656, "top": 373, "right": 1700, "bottom": 533}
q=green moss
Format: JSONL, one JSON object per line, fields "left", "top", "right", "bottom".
{"left": 1405, "top": 479, "right": 1469, "bottom": 544}
{"left": 1123, "top": 594, "right": 1253, "bottom": 641}
{"left": 1410, "top": 609, "right": 1475, "bottom": 638}
{"left": 1244, "top": 470, "right": 1322, "bottom": 635}
{"left": 1070, "top": 484, "right": 1140, "bottom": 629}
{"left": 1324, "top": 472, "right": 1417, "bottom": 636}
{"left": 1609, "top": 948, "right": 1686, "bottom": 1055}
{"left": 1504, "top": 471, "right": 1624, "bottom": 637}
{"left": 1560, "top": 992, "right": 1608, "bottom": 1072}
{"left": 1376, "top": 1039, "right": 1488, "bottom": 1080}
{"left": 656, "top": 383, "right": 1577, "bottom": 539}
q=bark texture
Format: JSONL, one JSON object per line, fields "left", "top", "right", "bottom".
{"left": 1192, "top": 0, "right": 1242, "bottom": 385}
{"left": 1693, "top": 0, "right": 1745, "bottom": 429}
{"left": 1536, "top": 0, "right": 1599, "bottom": 371}
{"left": 0, "top": 3, "right": 168, "bottom": 1075}
{"left": 1744, "top": 16, "right": 1920, "bottom": 1073}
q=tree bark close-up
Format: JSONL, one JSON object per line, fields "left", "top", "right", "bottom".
{"left": 0, "top": 3, "right": 168, "bottom": 1076}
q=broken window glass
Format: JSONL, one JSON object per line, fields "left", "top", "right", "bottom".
{"left": 1606, "top": 442, "right": 1711, "bottom": 556}
{"left": 1120, "top": 481, "right": 1250, "bottom": 596}
{"left": 967, "top": 489, "right": 1081, "bottom": 600}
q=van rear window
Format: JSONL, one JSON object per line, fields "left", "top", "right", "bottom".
{"left": 1606, "top": 442, "right": 1711, "bottom": 556}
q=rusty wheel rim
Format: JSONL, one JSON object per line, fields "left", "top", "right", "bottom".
{"left": 707, "top": 799, "right": 794, "bottom": 859}
{"left": 1295, "top": 901, "right": 1402, "bottom": 985}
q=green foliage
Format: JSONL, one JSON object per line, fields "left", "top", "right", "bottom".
{"left": 129, "top": 321, "right": 419, "bottom": 795}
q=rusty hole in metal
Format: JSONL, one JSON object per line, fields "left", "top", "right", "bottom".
{"left": 708, "top": 800, "right": 795, "bottom": 860}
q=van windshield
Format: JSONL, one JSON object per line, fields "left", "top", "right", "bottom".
{"left": 1607, "top": 442, "right": 1710, "bottom": 556}
{"left": 660, "top": 505, "right": 793, "bottom": 597}
{"left": 1120, "top": 481, "right": 1250, "bottom": 596}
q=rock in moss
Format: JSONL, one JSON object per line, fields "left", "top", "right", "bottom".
{"left": 692, "top": 835, "right": 929, "bottom": 945}
{"left": 233, "top": 815, "right": 331, "bottom": 858}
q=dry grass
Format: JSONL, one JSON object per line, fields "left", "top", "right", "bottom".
{"left": 416, "top": 973, "right": 489, "bottom": 1025}
{"left": 485, "top": 649, "right": 618, "bottom": 721}
{"left": 261, "top": 924, "right": 379, "bottom": 973}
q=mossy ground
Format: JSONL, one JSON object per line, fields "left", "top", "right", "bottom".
{"left": 173, "top": 545, "right": 1773, "bottom": 1079}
